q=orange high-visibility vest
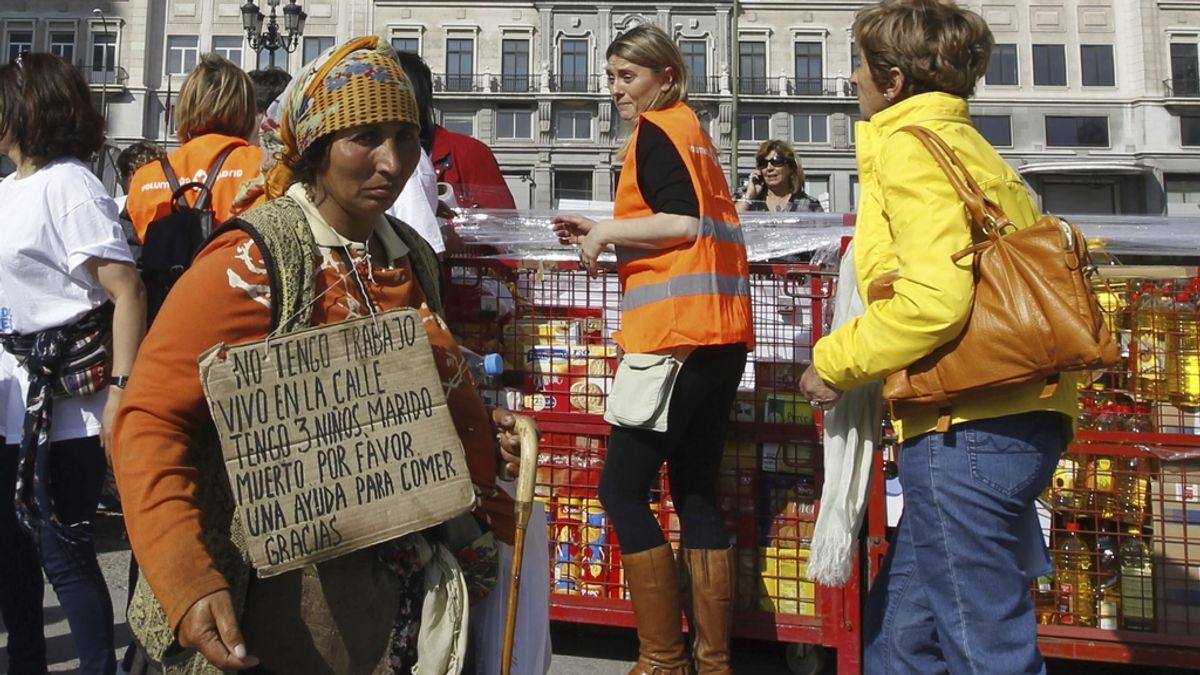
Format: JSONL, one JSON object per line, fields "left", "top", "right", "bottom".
{"left": 612, "top": 102, "right": 755, "bottom": 353}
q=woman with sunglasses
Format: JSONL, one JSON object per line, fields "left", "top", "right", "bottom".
{"left": 736, "top": 140, "right": 823, "bottom": 213}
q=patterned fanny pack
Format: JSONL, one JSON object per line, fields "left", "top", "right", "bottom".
{"left": 0, "top": 302, "right": 114, "bottom": 398}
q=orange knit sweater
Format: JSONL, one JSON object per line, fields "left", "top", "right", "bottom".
{"left": 113, "top": 224, "right": 513, "bottom": 631}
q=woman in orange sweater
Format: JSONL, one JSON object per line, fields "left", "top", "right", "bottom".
{"left": 113, "top": 38, "right": 524, "bottom": 674}
{"left": 125, "top": 53, "right": 263, "bottom": 241}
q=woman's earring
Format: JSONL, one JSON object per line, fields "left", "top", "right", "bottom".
{"left": 884, "top": 91, "right": 894, "bottom": 102}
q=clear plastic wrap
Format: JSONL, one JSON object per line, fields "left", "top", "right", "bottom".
{"left": 450, "top": 209, "right": 849, "bottom": 262}
{"left": 450, "top": 210, "right": 1200, "bottom": 263}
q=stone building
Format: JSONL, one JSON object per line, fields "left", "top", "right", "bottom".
{"left": 2, "top": 0, "right": 1198, "bottom": 215}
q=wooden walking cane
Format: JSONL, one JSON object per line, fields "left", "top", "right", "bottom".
{"left": 501, "top": 415, "right": 540, "bottom": 675}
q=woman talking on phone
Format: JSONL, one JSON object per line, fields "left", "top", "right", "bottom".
{"left": 735, "top": 140, "right": 823, "bottom": 213}
{"left": 553, "top": 24, "right": 753, "bottom": 675}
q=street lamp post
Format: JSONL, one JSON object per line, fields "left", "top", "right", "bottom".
{"left": 241, "top": 0, "right": 306, "bottom": 70}
{"left": 92, "top": 8, "right": 110, "bottom": 122}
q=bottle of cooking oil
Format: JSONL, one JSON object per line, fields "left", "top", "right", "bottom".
{"left": 1054, "top": 521, "right": 1096, "bottom": 627}
{"left": 1084, "top": 454, "right": 1116, "bottom": 519}
{"left": 1119, "top": 527, "right": 1155, "bottom": 631}
{"left": 1168, "top": 290, "right": 1200, "bottom": 406}
{"left": 1095, "top": 521, "right": 1120, "bottom": 630}
{"left": 1035, "top": 574, "right": 1059, "bottom": 625}
{"left": 1112, "top": 453, "right": 1150, "bottom": 526}
{"left": 1131, "top": 284, "right": 1172, "bottom": 402}
{"left": 1049, "top": 455, "right": 1087, "bottom": 512}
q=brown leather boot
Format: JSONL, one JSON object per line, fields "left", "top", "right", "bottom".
{"left": 623, "top": 544, "right": 694, "bottom": 675}
{"left": 683, "top": 547, "right": 735, "bottom": 674}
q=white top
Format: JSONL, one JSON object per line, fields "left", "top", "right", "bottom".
{"left": 386, "top": 149, "right": 445, "bottom": 253}
{"left": 0, "top": 158, "right": 134, "bottom": 443}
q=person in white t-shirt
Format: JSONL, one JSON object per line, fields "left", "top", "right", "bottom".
{"left": 0, "top": 52, "right": 146, "bottom": 675}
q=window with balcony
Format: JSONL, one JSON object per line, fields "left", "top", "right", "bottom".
{"left": 739, "top": 41, "right": 767, "bottom": 94}
{"left": 212, "top": 36, "right": 243, "bottom": 67}
{"left": 90, "top": 31, "right": 117, "bottom": 83}
{"left": 737, "top": 113, "right": 771, "bottom": 141}
{"left": 1182, "top": 117, "right": 1200, "bottom": 147}
{"left": 559, "top": 38, "right": 589, "bottom": 92}
{"left": 794, "top": 42, "right": 823, "bottom": 95}
{"left": 681, "top": 40, "right": 708, "bottom": 94}
{"left": 166, "top": 35, "right": 199, "bottom": 75}
{"left": 792, "top": 113, "right": 828, "bottom": 144}
{"left": 972, "top": 115, "right": 1012, "bottom": 147}
{"left": 987, "top": 44, "right": 1018, "bottom": 85}
{"left": 256, "top": 48, "right": 272, "bottom": 70}
{"left": 497, "top": 109, "right": 533, "bottom": 140}
{"left": 1033, "top": 44, "right": 1066, "bottom": 86}
{"left": 1081, "top": 45, "right": 1115, "bottom": 86}
{"left": 49, "top": 29, "right": 75, "bottom": 64}
{"left": 1170, "top": 43, "right": 1199, "bottom": 96}
{"left": 6, "top": 30, "right": 32, "bottom": 64}
{"left": 391, "top": 37, "right": 418, "bottom": 55}
{"left": 442, "top": 112, "right": 474, "bottom": 136}
{"left": 1045, "top": 116, "right": 1109, "bottom": 147}
{"left": 850, "top": 40, "right": 860, "bottom": 72}
{"left": 556, "top": 109, "right": 592, "bottom": 140}
{"left": 446, "top": 37, "right": 475, "bottom": 92}
{"left": 501, "top": 39, "right": 530, "bottom": 92}
{"left": 848, "top": 112, "right": 861, "bottom": 145}
{"left": 554, "top": 170, "right": 593, "bottom": 206}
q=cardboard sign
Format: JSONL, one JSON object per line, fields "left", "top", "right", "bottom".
{"left": 199, "top": 308, "right": 475, "bottom": 577}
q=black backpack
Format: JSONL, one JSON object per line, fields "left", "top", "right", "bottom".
{"left": 139, "top": 145, "right": 237, "bottom": 322}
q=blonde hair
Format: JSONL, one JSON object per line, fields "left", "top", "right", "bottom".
{"left": 853, "top": 0, "right": 993, "bottom": 100}
{"left": 606, "top": 23, "right": 688, "bottom": 160}
{"left": 174, "top": 53, "right": 257, "bottom": 142}
{"left": 755, "top": 140, "right": 805, "bottom": 197}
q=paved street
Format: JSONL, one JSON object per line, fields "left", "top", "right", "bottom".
{"left": 1, "top": 514, "right": 1195, "bottom": 674}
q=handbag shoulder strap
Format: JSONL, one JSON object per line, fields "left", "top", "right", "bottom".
{"left": 898, "top": 125, "right": 1009, "bottom": 238}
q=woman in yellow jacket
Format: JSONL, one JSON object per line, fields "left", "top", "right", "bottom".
{"left": 800, "top": 2, "right": 1075, "bottom": 673}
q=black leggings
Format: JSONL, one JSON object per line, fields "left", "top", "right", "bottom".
{"left": 598, "top": 343, "right": 747, "bottom": 555}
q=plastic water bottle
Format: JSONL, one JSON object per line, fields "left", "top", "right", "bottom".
{"left": 1054, "top": 521, "right": 1096, "bottom": 627}
{"left": 462, "top": 348, "right": 507, "bottom": 407}
{"left": 1095, "top": 522, "right": 1120, "bottom": 630}
{"left": 1119, "top": 527, "right": 1155, "bottom": 631}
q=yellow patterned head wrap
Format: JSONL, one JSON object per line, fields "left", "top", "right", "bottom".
{"left": 261, "top": 35, "right": 419, "bottom": 200}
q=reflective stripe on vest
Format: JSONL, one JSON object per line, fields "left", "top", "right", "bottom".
{"left": 616, "top": 215, "right": 746, "bottom": 265}
{"left": 622, "top": 272, "right": 750, "bottom": 312}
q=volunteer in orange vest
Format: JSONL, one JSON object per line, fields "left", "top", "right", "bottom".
{"left": 553, "top": 24, "right": 753, "bottom": 675}
{"left": 126, "top": 54, "right": 262, "bottom": 241}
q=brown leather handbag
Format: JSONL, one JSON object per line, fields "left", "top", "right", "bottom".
{"left": 876, "top": 126, "right": 1120, "bottom": 427}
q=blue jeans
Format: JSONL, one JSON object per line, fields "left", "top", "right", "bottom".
{"left": 864, "top": 411, "right": 1063, "bottom": 675}
{"left": 0, "top": 440, "right": 116, "bottom": 675}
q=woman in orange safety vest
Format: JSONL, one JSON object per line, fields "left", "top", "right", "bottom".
{"left": 553, "top": 24, "right": 753, "bottom": 675}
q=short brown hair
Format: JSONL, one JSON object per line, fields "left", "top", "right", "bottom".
{"left": 116, "top": 140, "right": 167, "bottom": 187}
{"left": 853, "top": 0, "right": 993, "bottom": 99}
{"left": 174, "top": 53, "right": 256, "bottom": 142}
{"left": 755, "top": 140, "right": 805, "bottom": 198}
{"left": 0, "top": 52, "right": 106, "bottom": 162}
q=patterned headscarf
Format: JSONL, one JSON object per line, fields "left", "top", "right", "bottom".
{"left": 241, "top": 36, "right": 420, "bottom": 205}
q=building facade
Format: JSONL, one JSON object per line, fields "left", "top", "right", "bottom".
{"left": 2, "top": 0, "right": 1199, "bottom": 215}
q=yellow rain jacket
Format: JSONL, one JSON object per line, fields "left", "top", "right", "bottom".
{"left": 812, "top": 92, "right": 1077, "bottom": 442}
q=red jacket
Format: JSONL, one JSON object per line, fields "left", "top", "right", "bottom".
{"left": 430, "top": 127, "right": 516, "bottom": 209}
